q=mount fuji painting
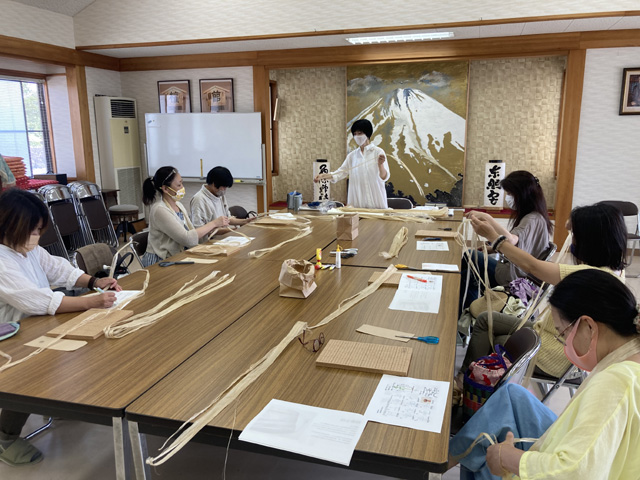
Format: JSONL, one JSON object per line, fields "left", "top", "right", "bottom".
{"left": 347, "top": 62, "right": 469, "bottom": 206}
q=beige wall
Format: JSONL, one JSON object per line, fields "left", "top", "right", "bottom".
{"left": 270, "top": 67, "right": 348, "bottom": 204}
{"left": 271, "top": 57, "right": 565, "bottom": 206}
{"left": 464, "top": 56, "right": 566, "bottom": 207}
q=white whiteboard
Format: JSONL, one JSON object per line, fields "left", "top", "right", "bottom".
{"left": 145, "top": 113, "right": 263, "bottom": 180}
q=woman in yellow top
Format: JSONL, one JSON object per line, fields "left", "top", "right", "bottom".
{"left": 457, "top": 203, "right": 627, "bottom": 382}
{"left": 449, "top": 268, "right": 640, "bottom": 479}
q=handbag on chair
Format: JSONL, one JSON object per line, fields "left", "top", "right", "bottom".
{"left": 462, "top": 344, "right": 512, "bottom": 418}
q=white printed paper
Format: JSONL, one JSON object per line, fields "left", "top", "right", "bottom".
{"left": 388, "top": 274, "right": 442, "bottom": 313}
{"left": 421, "top": 263, "right": 459, "bottom": 272}
{"left": 239, "top": 399, "right": 367, "bottom": 466}
{"left": 364, "top": 375, "right": 450, "bottom": 433}
{"left": 214, "top": 236, "right": 254, "bottom": 246}
{"left": 269, "top": 213, "right": 296, "bottom": 220}
{"left": 86, "top": 290, "right": 141, "bottom": 308}
{"left": 416, "top": 241, "right": 449, "bottom": 251}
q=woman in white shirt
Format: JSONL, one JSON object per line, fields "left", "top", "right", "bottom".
{"left": 314, "top": 119, "right": 390, "bottom": 209}
{"left": 0, "top": 189, "right": 120, "bottom": 466}
{"left": 140, "top": 166, "right": 229, "bottom": 267}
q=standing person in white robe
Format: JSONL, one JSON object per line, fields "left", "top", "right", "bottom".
{"left": 314, "top": 119, "right": 390, "bottom": 209}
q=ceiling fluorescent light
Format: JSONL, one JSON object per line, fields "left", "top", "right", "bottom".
{"left": 346, "top": 32, "right": 454, "bottom": 45}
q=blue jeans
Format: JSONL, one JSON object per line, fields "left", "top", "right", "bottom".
{"left": 449, "top": 383, "right": 557, "bottom": 480}
{"left": 460, "top": 249, "right": 498, "bottom": 314}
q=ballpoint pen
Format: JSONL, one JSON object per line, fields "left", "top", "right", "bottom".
{"left": 421, "top": 237, "right": 442, "bottom": 241}
{"left": 407, "top": 275, "right": 429, "bottom": 283}
{"left": 395, "top": 335, "right": 439, "bottom": 344}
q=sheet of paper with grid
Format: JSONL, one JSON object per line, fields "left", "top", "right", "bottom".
{"left": 316, "top": 340, "right": 412, "bottom": 376}
{"left": 364, "top": 375, "right": 451, "bottom": 433}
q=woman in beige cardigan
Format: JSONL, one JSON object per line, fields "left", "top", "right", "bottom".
{"left": 140, "top": 166, "right": 229, "bottom": 267}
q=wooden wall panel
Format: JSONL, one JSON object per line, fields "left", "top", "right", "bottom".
{"left": 554, "top": 49, "right": 586, "bottom": 247}
{"left": 0, "top": 34, "right": 118, "bottom": 70}
{"left": 65, "top": 65, "right": 95, "bottom": 182}
{"left": 253, "top": 65, "right": 271, "bottom": 211}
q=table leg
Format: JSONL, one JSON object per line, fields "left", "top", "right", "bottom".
{"left": 112, "top": 417, "right": 127, "bottom": 480}
{"left": 128, "top": 421, "right": 151, "bottom": 480}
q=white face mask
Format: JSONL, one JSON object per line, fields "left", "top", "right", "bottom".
{"left": 353, "top": 134, "right": 368, "bottom": 146}
{"left": 20, "top": 234, "right": 40, "bottom": 254}
{"left": 167, "top": 186, "right": 186, "bottom": 201}
{"left": 505, "top": 194, "right": 515, "bottom": 209}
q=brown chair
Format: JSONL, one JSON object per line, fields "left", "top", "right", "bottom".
{"left": 599, "top": 200, "right": 640, "bottom": 272}
{"left": 387, "top": 197, "right": 413, "bottom": 209}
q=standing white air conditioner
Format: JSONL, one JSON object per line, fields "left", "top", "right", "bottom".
{"left": 94, "top": 96, "right": 144, "bottom": 216}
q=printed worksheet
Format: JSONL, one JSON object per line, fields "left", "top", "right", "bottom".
{"left": 416, "top": 241, "right": 449, "bottom": 251}
{"left": 214, "top": 235, "right": 253, "bottom": 246}
{"left": 364, "top": 375, "right": 450, "bottom": 433}
{"left": 388, "top": 274, "right": 443, "bottom": 313}
{"left": 239, "top": 399, "right": 367, "bottom": 466}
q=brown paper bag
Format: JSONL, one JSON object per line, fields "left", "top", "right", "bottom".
{"left": 337, "top": 214, "right": 359, "bottom": 240}
{"left": 279, "top": 259, "right": 317, "bottom": 298}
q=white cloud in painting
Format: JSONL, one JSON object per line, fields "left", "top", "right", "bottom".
{"left": 418, "top": 71, "right": 450, "bottom": 88}
{"left": 347, "top": 75, "right": 384, "bottom": 94}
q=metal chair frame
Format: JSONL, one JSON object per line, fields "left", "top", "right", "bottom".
{"left": 69, "top": 181, "right": 119, "bottom": 248}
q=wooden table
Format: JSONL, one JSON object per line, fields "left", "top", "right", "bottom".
{"left": 0, "top": 256, "right": 284, "bottom": 479}
{"left": 326, "top": 218, "right": 463, "bottom": 271}
{"left": 126, "top": 265, "right": 460, "bottom": 479}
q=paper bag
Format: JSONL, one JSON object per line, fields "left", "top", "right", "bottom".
{"left": 279, "top": 259, "right": 317, "bottom": 298}
{"left": 337, "top": 214, "right": 359, "bottom": 241}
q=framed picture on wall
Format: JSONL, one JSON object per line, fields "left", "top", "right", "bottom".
{"left": 200, "top": 79, "right": 234, "bottom": 112}
{"left": 158, "top": 80, "right": 191, "bottom": 113}
{"left": 619, "top": 67, "right": 640, "bottom": 115}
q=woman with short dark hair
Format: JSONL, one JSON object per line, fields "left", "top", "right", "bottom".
{"left": 449, "top": 269, "right": 640, "bottom": 478}
{"left": 460, "top": 170, "right": 552, "bottom": 311}
{"left": 313, "top": 119, "right": 390, "bottom": 209}
{"left": 0, "top": 189, "right": 121, "bottom": 466}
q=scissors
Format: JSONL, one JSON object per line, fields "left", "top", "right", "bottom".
{"left": 395, "top": 335, "right": 439, "bottom": 344}
{"left": 159, "top": 261, "right": 195, "bottom": 267}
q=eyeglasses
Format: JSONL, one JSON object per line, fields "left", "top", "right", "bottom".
{"left": 554, "top": 319, "right": 578, "bottom": 345}
{"left": 298, "top": 330, "right": 325, "bottom": 352}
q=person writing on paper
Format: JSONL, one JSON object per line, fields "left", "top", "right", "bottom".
{"left": 449, "top": 269, "right": 640, "bottom": 479}
{"left": 454, "top": 203, "right": 627, "bottom": 393}
{"left": 190, "top": 166, "right": 253, "bottom": 232}
{"left": 313, "top": 119, "right": 390, "bottom": 209}
{"left": 141, "top": 166, "right": 230, "bottom": 267}
{"left": 460, "top": 171, "right": 552, "bottom": 312}
{"left": 0, "top": 189, "right": 120, "bottom": 466}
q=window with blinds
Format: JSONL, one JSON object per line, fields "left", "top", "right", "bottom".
{"left": 0, "top": 77, "right": 54, "bottom": 176}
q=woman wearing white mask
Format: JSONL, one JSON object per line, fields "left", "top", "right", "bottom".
{"left": 460, "top": 170, "right": 552, "bottom": 312}
{"left": 0, "top": 189, "right": 119, "bottom": 466}
{"left": 313, "top": 119, "right": 390, "bottom": 209}
{"left": 449, "top": 269, "right": 640, "bottom": 479}
{"left": 141, "top": 166, "right": 229, "bottom": 267}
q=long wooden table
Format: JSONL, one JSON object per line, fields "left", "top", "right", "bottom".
{"left": 0, "top": 213, "right": 461, "bottom": 479}
{"left": 326, "top": 219, "right": 462, "bottom": 270}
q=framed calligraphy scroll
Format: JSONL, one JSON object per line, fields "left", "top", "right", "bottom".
{"left": 313, "top": 159, "right": 330, "bottom": 201}
{"left": 619, "top": 67, "right": 640, "bottom": 115}
{"left": 483, "top": 160, "right": 505, "bottom": 207}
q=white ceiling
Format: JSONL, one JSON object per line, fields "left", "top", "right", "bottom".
{"left": 11, "top": 0, "right": 96, "bottom": 16}
{"left": 8, "top": 0, "right": 640, "bottom": 58}
{"left": 83, "top": 15, "right": 640, "bottom": 59}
